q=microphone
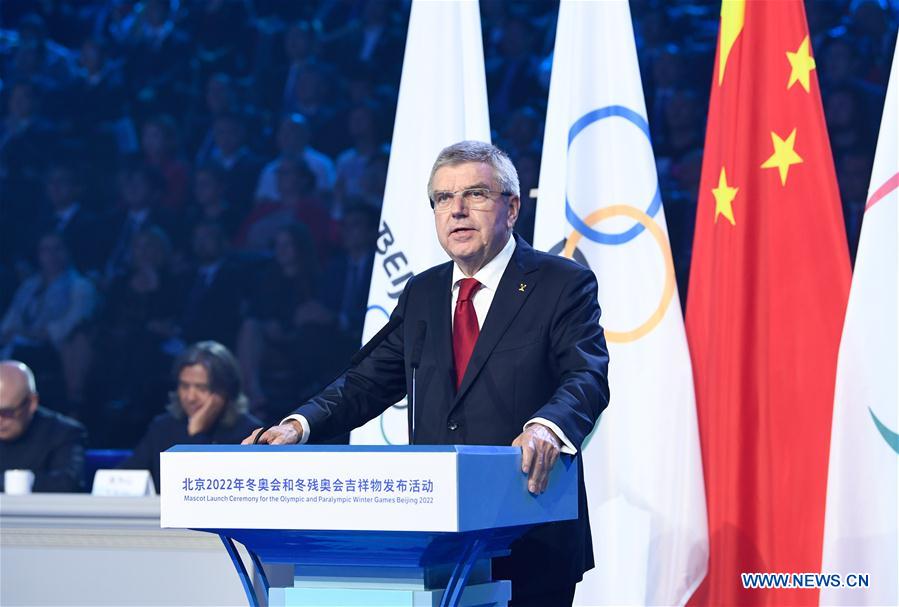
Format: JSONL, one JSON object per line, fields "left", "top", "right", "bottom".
{"left": 253, "top": 313, "right": 404, "bottom": 445}
{"left": 408, "top": 321, "right": 427, "bottom": 445}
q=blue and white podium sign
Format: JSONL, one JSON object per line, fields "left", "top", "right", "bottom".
{"left": 161, "top": 445, "right": 578, "bottom": 607}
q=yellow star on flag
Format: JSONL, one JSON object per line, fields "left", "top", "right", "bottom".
{"left": 786, "top": 36, "right": 816, "bottom": 92}
{"left": 712, "top": 167, "right": 739, "bottom": 225}
{"left": 761, "top": 128, "right": 803, "bottom": 186}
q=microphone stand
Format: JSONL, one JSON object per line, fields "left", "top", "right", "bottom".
{"left": 408, "top": 321, "right": 427, "bottom": 445}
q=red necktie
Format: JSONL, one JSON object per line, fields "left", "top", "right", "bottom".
{"left": 453, "top": 278, "right": 482, "bottom": 389}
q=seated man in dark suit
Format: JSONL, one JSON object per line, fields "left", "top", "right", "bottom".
{"left": 35, "top": 162, "right": 103, "bottom": 274}
{"left": 246, "top": 141, "right": 610, "bottom": 606}
{"left": 0, "top": 360, "right": 87, "bottom": 492}
{"left": 179, "top": 220, "right": 246, "bottom": 349}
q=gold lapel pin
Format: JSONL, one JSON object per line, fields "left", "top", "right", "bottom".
{"left": 519, "top": 283, "right": 527, "bottom": 292}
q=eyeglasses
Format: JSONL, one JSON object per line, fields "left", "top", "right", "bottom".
{"left": 0, "top": 395, "right": 30, "bottom": 419}
{"left": 429, "top": 188, "right": 512, "bottom": 213}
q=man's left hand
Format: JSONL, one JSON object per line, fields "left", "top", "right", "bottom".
{"left": 512, "top": 423, "right": 561, "bottom": 495}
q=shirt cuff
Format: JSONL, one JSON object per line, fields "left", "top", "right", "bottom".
{"left": 281, "top": 414, "right": 310, "bottom": 444}
{"left": 524, "top": 418, "right": 577, "bottom": 455}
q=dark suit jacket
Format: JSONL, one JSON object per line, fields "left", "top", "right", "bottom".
{"left": 321, "top": 251, "right": 375, "bottom": 341}
{"left": 0, "top": 407, "right": 87, "bottom": 492}
{"left": 179, "top": 258, "right": 246, "bottom": 349}
{"left": 294, "top": 235, "right": 610, "bottom": 595}
{"left": 35, "top": 204, "right": 104, "bottom": 273}
{"left": 120, "top": 411, "right": 263, "bottom": 492}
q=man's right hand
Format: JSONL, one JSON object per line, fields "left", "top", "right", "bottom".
{"left": 242, "top": 420, "right": 303, "bottom": 445}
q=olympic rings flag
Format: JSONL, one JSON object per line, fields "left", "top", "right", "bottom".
{"left": 350, "top": 0, "right": 490, "bottom": 445}
{"left": 821, "top": 40, "right": 898, "bottom": 607}
{"left": 534, "top": 1, "right": 707, "bottom": 604}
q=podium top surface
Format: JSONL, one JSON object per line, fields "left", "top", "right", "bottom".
{"left": 165, "top": 444, "right": 519, "bottom": 454}
{"left": 160, "top": 444, "right": 578, "bottom": 533}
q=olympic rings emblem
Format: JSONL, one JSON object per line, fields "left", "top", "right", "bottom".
{"left": 561, "top": 106, "right": 675, "bottom": 343}
{"left": 565, "top": 105, "right": 662, "bottom": 244}
{"left": 562, "top": 205, "right": 676, "bottom": 343}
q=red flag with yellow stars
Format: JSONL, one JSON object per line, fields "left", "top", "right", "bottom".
{"left": 686, "top": 1, "right": 850, "bottom": 605}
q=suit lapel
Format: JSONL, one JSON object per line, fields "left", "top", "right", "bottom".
{"left": 453, "top": 236, "right": 539, "bottom": 406}
{"left": 427, "top": 263, "right": 456, "bottom": 393}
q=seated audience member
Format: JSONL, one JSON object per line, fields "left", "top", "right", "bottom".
{"left": 205, "top": 112, "right": 264, "bottom": 212}
{"left": 237, "top": 223, "right": 357, "bottom": 418}
{"left": 178, "top": 221, "right": 245, "bottom": 349}
{"left": 333, "top": 103, "right": 387, "bottom": 208}
{"left": 320, "top": 203, "right": 378, "bottom": 341}
{"left": 257, "top": 20, "right": 323, "bottom": 113}
{"left": 282, "top": 65, "right": 343, "bottom": 156}
{"left": 0, "top": 233, "right": 97, "bottom": 410}
{"left": 183, "top": 163, "right": 244, "bottom": 242}
{"left": 103, "top": 162, "right": 173, "bottom": 285}
{"left": 119, "top": 341, "right": 262, "bottom": 491}
{"left": 1, "top": 81, "right": 56, "bottom": 258}
{"left": 238, "top": 223, "right": 318, "bottom": 411}
{"left": 191, "top": 73, "right": 240, "bottom": 165}
{"left": 254, "top": 113, "right": 336, "bottom": 203}
{"left": 237, "top": 158, "right": 335, "bottom": 257}
{"left": 34, "top": 163, "right": 103, "bottom": 274}
{"left": 0, "top": 360, "right": 87, "bottom": 492}
{"left": 140, "top": 114, "right": 191, "bottom": 212}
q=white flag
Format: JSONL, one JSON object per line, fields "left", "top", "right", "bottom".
{"left": 820, "top": 41, "right": 898, "bottom": 607}
{"left": 351, "top": 0, "right": 490, "bottom": 445}
{"left": 533, "top": 1, "right": 708, "bottom": 604}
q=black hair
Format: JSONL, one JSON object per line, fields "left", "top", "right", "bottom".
{"left": 168, "top": 341, "right": 248, "bottom": 425}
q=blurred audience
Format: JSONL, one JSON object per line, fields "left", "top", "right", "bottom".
{"left": 185, "top": 163, "right": 244, "bottom": 240}
{"left": 178, "top": 221, "right": 246, "bottom": 349}
{"left": 34, "top": 163, "right": 104, "bottom": 274}
{"left": 238, "top": 157, "right": 335, "bottom": 255}
{"left": 103, "top": 161, "right": 173, "bottom": 285}
{"left": 334, "top": 102, "right": 387, "bottom": 209}
{"left": 237, "top": 220, "right": 362, "bottom": 418}
{"left": 203, "top": 112, "right": 264, "bottom": 212}
{"left": 1, "top": 233, "right": 97, "bottom": 412}
{"left": 93, "top": 227, "right": 181, "bottom": 447}
{"left": 320, "top": 203, "right": 378, "bottom": 340}
{"left": 255, "top": 113, "right": 336, "bottom": 202}
{"left": 140, "top": 114, "right": 191, "bottom": 211}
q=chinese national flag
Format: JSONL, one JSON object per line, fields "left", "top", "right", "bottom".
{"left": 685, "top": 1, "right": 850, "bottom": 606}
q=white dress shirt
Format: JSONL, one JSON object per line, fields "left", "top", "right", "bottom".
{"left": 287, "top": 234, "right": 575, "bottom": 453}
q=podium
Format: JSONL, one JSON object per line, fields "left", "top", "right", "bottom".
{"left": 160, "top": 445, "right": 578, "bottom": 607}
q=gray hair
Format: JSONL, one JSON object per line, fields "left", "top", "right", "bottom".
{"left": 427, "top": 141, "right": 521, "bottom": 199}
{"left": 166, "top": 341, "right": 248, "bottom": 427}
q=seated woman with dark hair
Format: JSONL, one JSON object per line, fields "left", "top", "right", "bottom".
{"left": 120, "top": 341, "right": 262, "bottom": 491}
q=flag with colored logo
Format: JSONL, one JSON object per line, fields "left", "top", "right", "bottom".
{"left": 351, "top": 0, "right": 490, "bottom": 445}
{"left": 534, "top": 1, "right": 708, "bottom": 604}
{"left": 820, "top": 40, "right": 898, "bottom": 607}
{"left": 685, "top": 2, "right": 851, "bottom": 605}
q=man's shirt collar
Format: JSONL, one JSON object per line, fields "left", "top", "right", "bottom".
{"left": 452, "top": 234, "right": 516, "bottom": 293}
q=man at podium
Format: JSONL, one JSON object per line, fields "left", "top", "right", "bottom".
{"left": 245, "top": 141, "right": 610, "bottom": 606}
